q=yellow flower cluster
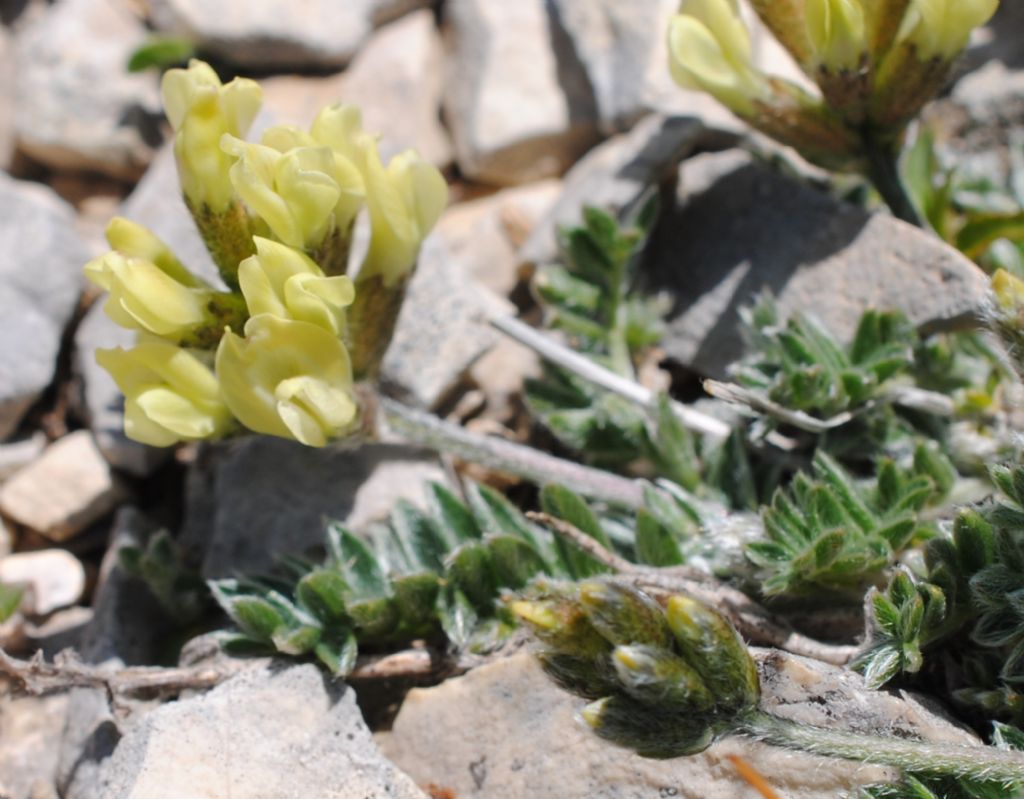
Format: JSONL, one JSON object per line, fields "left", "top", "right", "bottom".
{"left": 86, "top": 60, "right": 448, "bottom": 448}
{"left": 668, "top": 0, "right": 998, "bottom": 167}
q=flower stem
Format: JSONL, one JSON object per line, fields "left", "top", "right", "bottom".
{"left": 377, "top": 397, "right": 645, "bottom": 508}
{"left": 738, "top": 710, "right": 1024, "bottom": 784}
{"left": 862, "top": 130, "right": 924, "bottom": 228}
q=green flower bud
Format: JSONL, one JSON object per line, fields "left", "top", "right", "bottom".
{"left": 666, "top": 595, "right": 760, "bottom": 712}
{"left": 537, "top": 652, "right": 620, "bottom": 701}
{"left": 509, "top": 597, "right": 611, "bottom": 659}
{"left": 581, "top": 695, "right": 715, "bottom": 759}
{"left": 578, "top": 580, "right": 673, "bottom": 649}
{"left": 612, "top": 644, "right": 715, "bottom": 711}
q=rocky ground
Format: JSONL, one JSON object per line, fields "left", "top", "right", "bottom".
{"left": 0, "top": 1, "right": 1022, "bottom": 797}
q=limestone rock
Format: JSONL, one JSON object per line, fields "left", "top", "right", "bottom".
{"left": 14, "top": 0, "right": 161, "bottom": 179}
{"left": 0, "top": 693, "right": 69, "bottom": 799}
{"left": 0, "top": 174, "right": 89, "bottom": 440}
{"left": 442, "top": 0, "right": 600, "bottom": 185}
{"left": 438, "top": 179, "right": 561, "bottom": 297}
{"left": 381, "top": 650, "right": 979, "bottom": 799}
{"left": 0, "top": 549, "right": 85, "bottom": 616}
{"left": 0, "top": 431, "right": 127, "bottom": 542}
{"left": 0, "top": 433, "right": 46, "bottom": 482}
{"left": 522, "top": 114, "right": 726, "bottom": 266}
{"left": 95, "top": 663, "right": 428, "bottom": 799}
{"left": 148, "top": 0, "right": 430, "bottom": 70}
{"left": 180, "top": 440, "right": 445, "bottom": 579}
{"left": 382, "top": 233, "right": 507, "bottom": 408}
{"left": 652, "top": 151, "right": 990, "bottom": 377}
{"left": 340, "top": 9, "right": 451, "bottom": 167}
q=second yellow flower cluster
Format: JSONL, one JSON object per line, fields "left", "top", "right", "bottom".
{"left": 85, "top": 60, "right": 448, "bottom": 449}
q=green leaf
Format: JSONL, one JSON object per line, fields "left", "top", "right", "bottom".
{"left": 271, "top": 624, "right": 321, "bottom": 656}
{"left": 390, "top": 499, "right": 449, "bottom": 573}
{"left": 392, "top": 573, "right": 442, "bottom": 634}
{"left": 126, "top": 36, "right": 196, "bottom": 72}
{"left": 226, "top": 596, "right": 285, "bottom": 641}
{"left": 486, "top": 534, "right": 550, "bottom": 588}
{"left": 634, "top": 509, "right": 684, "bottom": 567}
{"left": 346, "top": 597, "right": 399, "bottom": 639}
{"left": 540, "top": 484, "right": 612, "bottom": 578}
{"left": 436, "top": 587, "right": 478, "bottom": 649}
{"left": 315, "top": 631, "right": 358, "bottom": 676}
{"left": 445, "top": 541, "right": 497, "bottom": 609}
{"left": 296, "top": 569, "right": 349, "bottom": 624}
{"left": 326, "top": 523, "right": 389, "bottom": 599}
{"left": 0, "top": 582, "right": 23, "bottom": 622}
{"left": 428, "top": 483, "right": 482, "bottom": 543}
{"left": 467, "top": 483, "right": 542, "bottom": 552}
{"left": 647, "top": 394, "right": 701, "bottom": 491}
{"left": 956, "top": 211, "right": 1024, "bottom": 260}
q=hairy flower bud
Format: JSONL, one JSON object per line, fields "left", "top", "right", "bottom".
{"left": 578, "top": 580, "right": 673, "bottom": 649}
{"left": 581, "top": 695, "right": 716, "bottom": 759}
{"left": 215, "top": 315, "right": 358, "bottom": 447}
{"left": 96, "top": 340, "right": 231, "bottom": 446}
{"left": 612, "top": 644, "right": 715, "bottom": 711}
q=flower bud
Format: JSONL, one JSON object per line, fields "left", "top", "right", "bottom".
{"left": 578, "top": 580, "right": 673, "bottom": 649}
{"left": 537, "top": 652, "right": 620, "bottom": 700}
{"left": 96, "top": 340, "right": 231, "bottom": 446}
{"left": 895, "top": 0, "right": 998, "bottom": 61}
{"left": 161, "top": 60, "right": 262, "bottom": 214}
{"left": 668, "top": 0, "right": 770, "bottom": 116}
{"left": 989, "top": 269, "right": 1024, "bottom": 378}
{"left": 805, "top": 0, "right": 867, "bottom": 72}
{"left": 85, "top": 252, "right": 215, "bottom": 341}
{"left": 357, "top": 147, "right": 448, "bottom": 286}
{"left": 221, "top": 135, "right": 364, "bottom": 253}
{"left": 612, "top": 644, "right": 715, "bottom": 711}
{"left": 238, "top": 237, "right": 355, "bottom": 336}
{"left": 666, "top": 595, "right": 760, "bottom": 711}
{"left": 105, "top": 218, "right": 202, "bottom": 289}
{"left": 509, "top": 595, "right": 611, "bottom": 659}
{"left": 581, "top": 695, "right": 715, "bottom": 759}
{"left": 215, "top": 314, "right": 358, "bottom": 447}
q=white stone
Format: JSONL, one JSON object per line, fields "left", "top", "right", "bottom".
{"left": 0, "top": 431, "right": 127, "bottom": 542}
{"left": 0, "top": 693, "right": 68, "bottom": 799}
{"left": 0, "top": 173, "right": 89, "bottom": 440}
{"left": 95, "top": 663, "right": 429, "bottom": 798}
{"left": 443, "top": 0, "right": 600, "bottom": 185}
{"left": 0, "top": 549, "right": 85, "bottom": 616}
{"left": 381, "top": 651, "right": 979, "bottom": 799}
{"left": 14, "top": 0, "right": 161, "bottom": 179}
{"left": 0, "top": 432, "right": 46, "bottom": 482}
{"left": 0, "top": 26, "right": 14, "bottom": 171}
{"left": 148, "top": 0, "right": 430, "bottom": 70}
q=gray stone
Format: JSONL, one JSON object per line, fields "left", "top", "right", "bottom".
{"left": 380, "top": 650, "right": 978, "bottom": 799}
{"left": 58, "top": 508, "right": 171, "bottom": 799}
{"left": 0, "top": 693, "right": 69, "bottom": 799}
{"left": 148, "top": 0, "right": 430, "bottom": 70}
{"left": 0, "top": 431, "right": 128, "bottom": 542}
{"left": 14, "top": 0, "right": 161, "bottom": 180}
{"left": 522, "top": 114, "right": 729, "bottom": 266}
{"left": 180, "top": 440, "right": 445, "bottom": 579}
{"left": 0, "top": 173, "right": 89, "bottom": 440}
{"left": 96, "top": 663, "right": 428, "bottom": 799}
{"left": 0, "top": 432, "right": 45, "bottom": 482}
{"left": 653, "top": 151, "right": 990, "bottom": 378}
{"left": 340, "top": 9, "right": 452, "bottom": 168}
{"left": 442, "top": 0, "right": 601, "bottom": 185}
{"left": 382, "top": 233, "right": 508, "bottom": 408}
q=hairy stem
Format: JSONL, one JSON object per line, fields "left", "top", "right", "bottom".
{"left": 378, "top": 397, "right": 645, "bottom": 507}
{"left": 739, "top": 710, "right": 1024, "bottom": 784}
{"left": 863, "top": 130, "right": 924, "bottom": 228}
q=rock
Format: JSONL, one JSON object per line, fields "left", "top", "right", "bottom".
{"left": 148, "top": 0, "right": 430, "bottom": 70}
{"left": 522, "top": 113, "right": 726, "bottom": 266}
{"left": 0, "top": 693, "right": 69, "bottom": 799}
{"left": 382, "top": 234, "right": 508, "bottom": 408}
{"left": 339, "top": 9, "right": 452, "bottom": 167}
{"left": 442, "top": 0, "right": 601, "bottom": 185}
{"left": 180, "top": 440, "right": 445, "bottom": 579}
{"left": 14, "top": 0, "right": 161, "bottom": 180}
{"left": 0, "top": 549, "right": 85, "bottom": 616}
{"left": 94, "top": 663, "right": 428, "bottom": 798}
{"left": 24, "top": 605, "right": 94, "bottom": 657}
{"left": 0, "top": 174, "right": 89, "bottom": 440}
{"left": 0, "top": 25, "right": 14, "bottom": 171}
{"left": 652, "top": 151, "right": 990, "bottom": 378}
{"left": 0, "top": 432, "right": 45, "bottom": 482}
{"left": 437, "top": 179, "right": 561, "bottom": 297}
{"left": 74, "top": 302, "right": 170, "bottom": 478}
{"left": 0, "top": 431, "right": 128, "bottom": 542}
{"left": 381, "top": 650, "right": 978, "bottom": 799}
{"left": 468, "top": 337, "right": 542, "bottom": 425}
{"left": 57, "top": 508, "right": 172, "bottom": 799}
